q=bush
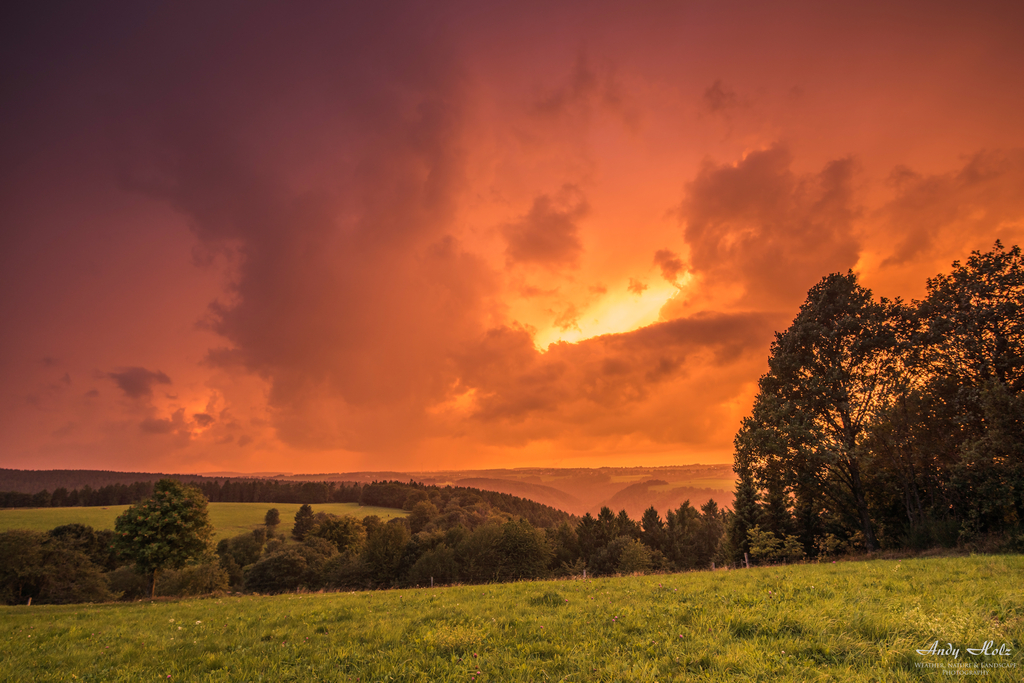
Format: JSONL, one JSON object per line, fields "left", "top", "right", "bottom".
{"left": 616, "top": 539, "right": 653, "bottom": 575}
{"left": 106, "top": 566, "right": 150, "bottom": 601}
{"left": 244, "top": 550, "right": 309, "bottom": 594}
{"left": 244, "top": 543, "right": 335, "bottom": 594}
{"left": 323, "top": 551, "right": 372, "bottom": 590}
{"left": 748, "top": 525, "right": 804, "bottom": 564}
{"left": 157, "top": 560, "right": 229, "bottom": 597}
{"left": 406, "top": 544, "right": 458, "bottom": 587}
{"left": 37, "top": 544, "right": 114, "bottom": 604}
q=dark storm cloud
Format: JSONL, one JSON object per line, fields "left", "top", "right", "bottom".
{"left": 502, "top": 185, "right": 588, "bottom": 268}
{"left": 679, "top": 145, "right": 861, "bottom": 307}
{"left": 68, "top": 3, "right": 503, "bottom": 453}
{"left": 108, "top": 367, "right": 171, "bottom": 400}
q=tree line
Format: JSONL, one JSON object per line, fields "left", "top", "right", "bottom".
{"left": 729, "top": 242, "right": 1024, "bottom": 563}
{"left": 1, "top": 477, "right": 730, "bottom": 603}
{"left": 0, "top": 479, "right": 569, "bottom": 528}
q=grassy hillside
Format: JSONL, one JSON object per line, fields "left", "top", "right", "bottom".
{"left": 2, "top": 555, "right": 1022, "bottom": 681}
{"left": 0, "top": 502, "right": 406, "bottom": 540}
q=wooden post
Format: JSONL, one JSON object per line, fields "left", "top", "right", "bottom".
{"left": 744, "top": 552, "right": 750, "bottom": 568}
{"left": 430, "top": 576, "right": 433, "bottom": 588}
{"left": 583, "top": 568, "right": 586, "bottom": 579}
{"left": 711, "top": 561, "right": 715, "bottom": 570}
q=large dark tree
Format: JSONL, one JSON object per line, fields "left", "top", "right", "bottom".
{"left": 739, "top": 272, "right": 911, "bottom": 551}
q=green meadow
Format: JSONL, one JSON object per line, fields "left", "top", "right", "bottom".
{"left": 0, "top": 503, "right": 406, "bottom": 541}
{"left": 2, "top": 555, "right": 1021, "bottom": 682}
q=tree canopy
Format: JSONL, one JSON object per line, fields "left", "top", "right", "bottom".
{"left": 114, "top": 479, "right": 213, "bottom": 598}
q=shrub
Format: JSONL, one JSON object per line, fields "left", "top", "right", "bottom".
{"left": 157, "top": 560, "right": 229, "bottom": 597}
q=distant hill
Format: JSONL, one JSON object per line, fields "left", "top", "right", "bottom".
{"left": 0, "top": 469, "right": 233, "bottom": 494}
{"left": 271, "top": 465, "right": 737, "bottom": 517}
{"left": 594, "top": 479, "right": 734, "bottom": 518}
{"left": 1, "top": 465, "right": 737, "bottom": 519}
{"left": 455, "top": 478, "right": 583, "bottom": 513}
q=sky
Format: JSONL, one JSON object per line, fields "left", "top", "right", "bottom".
{"left": 2, "top": 0, "right": 1024, "bottom": 474}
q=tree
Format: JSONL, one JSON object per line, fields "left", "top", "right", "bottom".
{"left": 264, "top": 508, "right": 280, "bottom": 529}
{"left": 741, "top": 272, "right": 909, "bottom": 551}
{"left": 307, "top": 514, "right": 365, "bottom": 553}
{"left": 114, "top": 479, "right": 213, "bottom": 598}
{"left": 918, "top": 242, "right": 1024, "bottom": 533}
{"left": 726, "top": 455, "right": 760, "bottom": 565}
{"left": 364, "top": 519, "right": 411, "bottom": 587}
{"left": 494, "top": 518, "right": 552, "bottom": 581}
{"left": 639, "top": 506, "right": 666, "bottom": 554}
{"left": 292, "top": 504, "right": 315, "bottom": 540}
{"left": 408, "top": 500, "right": 439, "bottom": 534}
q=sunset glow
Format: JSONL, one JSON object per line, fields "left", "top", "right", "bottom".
{"left": 2, "top": 1, "right": 1023, "bottom": 474}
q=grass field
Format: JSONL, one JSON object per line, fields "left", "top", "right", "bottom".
{"left": 2, "top": 555, "right": 1021, "bottom": 681}
{"left": 0, "top": 503, "right": 407, "bottom": 541}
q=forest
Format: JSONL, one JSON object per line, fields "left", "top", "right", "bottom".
{"left": 1, "top": 243, "right": 1021, "bottom": 605}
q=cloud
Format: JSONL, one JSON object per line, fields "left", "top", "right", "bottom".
{"left": 553, "top": 304, "right": 582, "bottom": 332}
{"left": 140, "top": 416, "right": 175, "bottom": 434}
{"left": 678, "top": 144, "right": 861, "bottom": 309}
{"left": 102, "top": 7, "right": 505, "bottom": 456}
{"left": 627, "top": 278, "right": 648, "bottom": 295}
{"left": 653, "top": 249, "right": 684, "bottom": 283}
{"left": 878, "top": 149, "right": 1024, "bottom": 267}
{"left": 703, "top": 79, "right": 739, "bottom": 115}
{"left": 502, "top": 185, "right": 588, "bottom": 268}
{"left": 193, "top": 412, "right": 214, "bottom": 427}
{"left": 108, "top": 367, "right": 171, "bottom": 400}
{"left": 454, "top": 311, "right": 779, "bottom": 445}
{"left": 533, "top": 53, "right": 639, "bottom": 131}
{"left": 139, "top": 408, "right": 191, "bottom": 442}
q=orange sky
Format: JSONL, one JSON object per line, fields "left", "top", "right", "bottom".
{"left": 2, "top": 1, "right": 1024, "bottom": 474}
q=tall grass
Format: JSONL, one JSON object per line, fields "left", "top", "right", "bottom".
{"left": 2, "top": 555, "right": 1021, "bottom": 681}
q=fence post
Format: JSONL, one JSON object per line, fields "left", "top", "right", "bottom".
{"left": 430, "top": 576, "right": 433, "bottom": 588}
{"left": 744, "top": 552, "right": 750, "bottom": 568}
